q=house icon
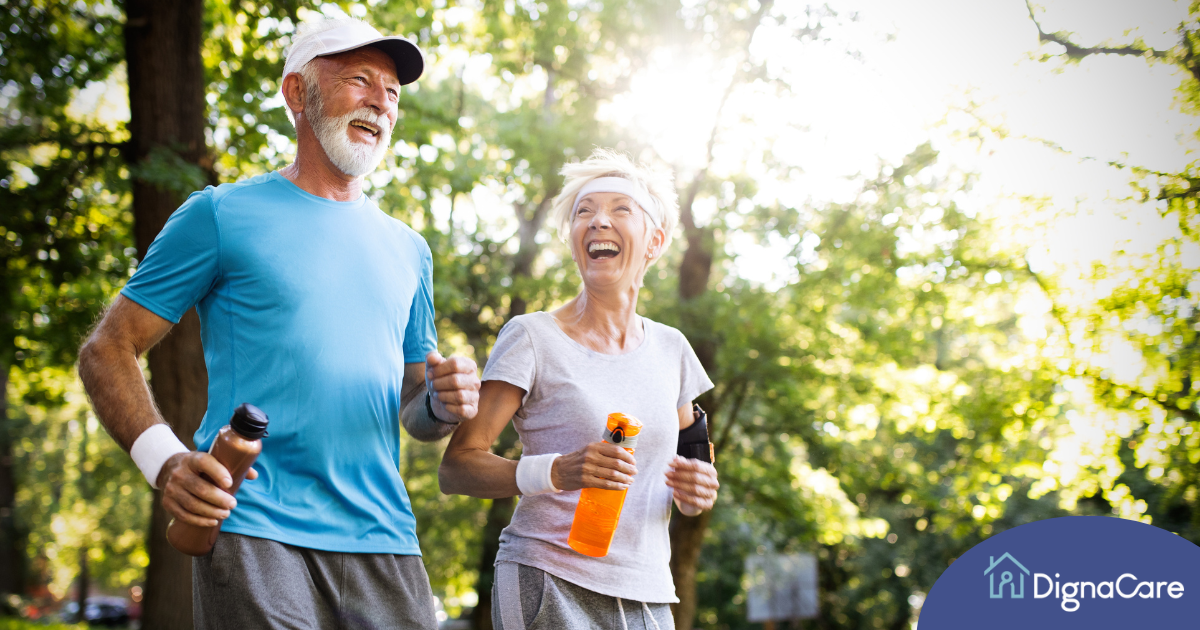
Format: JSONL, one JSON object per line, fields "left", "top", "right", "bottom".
{"left": 984, "top": 552, "right": 1029, "bottom": 599}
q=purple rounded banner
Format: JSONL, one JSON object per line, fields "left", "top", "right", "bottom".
{"left": 919, "top": 516, "right": 1200, "bottom": 629}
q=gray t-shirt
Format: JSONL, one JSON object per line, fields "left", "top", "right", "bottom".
{"left": 482, "top": 311, "right": 714, "bottom": 603}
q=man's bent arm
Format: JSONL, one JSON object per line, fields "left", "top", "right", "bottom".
{"left": 80, "top": 296, "right": 243, "bottom": 526}
{"left": 400, "top": 362, "right": 456, "bottom": 442}
{"left": 78, "top": 295, "right": 176, "bottom": 451}
{"left": 400, "top": 352, "right": 480, "bottom": 442}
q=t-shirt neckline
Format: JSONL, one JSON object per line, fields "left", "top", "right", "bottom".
{"left": 537, "top": 311, "right": 651, "bottom": 360}
{"left": 269, "top": 171, "right": 369, "bottom": 209}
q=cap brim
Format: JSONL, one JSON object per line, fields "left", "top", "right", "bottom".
{"left": 319, "top": 36, "right": 425, "bottom": 86}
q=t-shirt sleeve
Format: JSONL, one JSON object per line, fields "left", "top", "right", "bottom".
{"left": 120, "top": 189, "right": 221, "bottom": 324}
{"left": 481, "top": 319, "right": 536, "bottom": 398}
{"left": 678, "top": 333, "right": 714, "bottom": 409}
{"left": 402, "top": 236, "right": 438, "bottom": 363}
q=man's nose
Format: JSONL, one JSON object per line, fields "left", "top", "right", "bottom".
{"left": 363, "top": 82, "right": 391, "bottom": 114}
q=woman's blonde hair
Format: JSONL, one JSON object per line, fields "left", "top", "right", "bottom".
{"left": 551, "top": 149, "right": 679, "bottom": 254}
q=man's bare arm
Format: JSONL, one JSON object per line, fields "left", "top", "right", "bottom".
{"left": 78, "top": 295, "right": 175, "bottom": 450}
{"left": 79, "top": 296, "right": 247, "bottom": 526}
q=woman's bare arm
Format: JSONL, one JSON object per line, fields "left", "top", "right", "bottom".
{"left": 438, "top": 380, "right": 525, "bottom": 498}
{"left": 438, "top": 379, "right": 638, "bottom": 498}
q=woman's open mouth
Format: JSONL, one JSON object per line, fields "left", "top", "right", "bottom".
{"left": 587, "top": 241, "right": 620, "bottom": 260}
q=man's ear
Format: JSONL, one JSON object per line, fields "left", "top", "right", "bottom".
{"left": 281, "top": 72, "right": 307, "bottom": 116}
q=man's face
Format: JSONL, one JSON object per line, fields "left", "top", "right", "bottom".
{"left": 305, "top": 46, "right": 400, "bottom": 178}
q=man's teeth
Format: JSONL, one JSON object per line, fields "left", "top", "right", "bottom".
{"left": 350, "top": 121, "right": 379, "bottom": 135}
{"left": 588, "top": 242, "right": 619, "bottom": 253}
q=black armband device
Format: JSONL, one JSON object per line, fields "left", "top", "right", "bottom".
{"left": 426, "top": 392, "right": 458, "bottom": 425}
{"left": 677, "top": 403, "right": 714, "bottom": 464}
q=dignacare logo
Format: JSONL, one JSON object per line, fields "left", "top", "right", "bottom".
{"left": 920, "top": 517, "right": 1200, "bottom": 629}
{"left": 983, "top": 551, "right": 1185, "bottom": 611}
{"left": 985, "top": 552, "right": 1029, "bottom": 599}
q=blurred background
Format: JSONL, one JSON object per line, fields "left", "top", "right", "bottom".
{"left": 1, "top": 0, "right": 1197, "bottom": 628}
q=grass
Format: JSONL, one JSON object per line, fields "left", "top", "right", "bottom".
{"left": 0, "top": 618, "right": 85, "bottom": 629}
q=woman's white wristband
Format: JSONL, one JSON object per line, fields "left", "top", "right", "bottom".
{"left": 130, "top": 424, "right": 190, "bottom": 489}
{"left": 516, "top": 453, "right": 562, "bottom": 496}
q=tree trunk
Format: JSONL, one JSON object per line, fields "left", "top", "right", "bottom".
{"left": 75, "top": 547, "right": 89, "bottom": 621}
{"left": 468, "top": 427, "right": 517, "bottom": 630}
{"left": 76, "top": 407, "right": 92, "bottom": 616}
{"left": 141, "top": 309, "right": 208, "bottom": 630}
{"left": 125, "top": 1, "right": 209, "bottom": 628}
{"left": 469, "top": 190, "right": 556, "bottom": 629}
{"left": 0, "top": 364, "right": 23, "bottom": 597}
{"left": 468, "top": 317, "right": 526, "bottom": 630}
{"left": 671, "top": 173, "right": 718, "bottom": 630}
{"left": 669, "top": 509, "right": 714, "bottom": 630}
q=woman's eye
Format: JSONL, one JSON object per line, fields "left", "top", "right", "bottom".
{"left": 616, "top": 206, "right": 632, "bottom": 214}
{"left": 577, "top": 207, "right": 593, "bottom": 215}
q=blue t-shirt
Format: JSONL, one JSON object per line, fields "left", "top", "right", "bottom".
{"left": 121, "top": 171, "right": 437, "bottom": 554}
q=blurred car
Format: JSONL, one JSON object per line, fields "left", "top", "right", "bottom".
{"left": 60, "top": 596, "right": 131, "bottom": 627}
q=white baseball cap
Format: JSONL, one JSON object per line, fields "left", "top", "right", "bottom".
{"left": 284, "top": 18, "right": 424, "bottom": 86}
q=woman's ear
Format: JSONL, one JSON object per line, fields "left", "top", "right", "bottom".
{"left": 647, "top": 227, "right": 667, "bottom": 260}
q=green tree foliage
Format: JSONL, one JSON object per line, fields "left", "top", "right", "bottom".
{"left": 642, "top": 136, "right": 1094, "bottom": 627}
{"left": 9, "top": 371, "right": 150, "bottom": 600}
{"left": 0, "top": 0, "right": 140, "bottom": 600}
{"left": 1021, "top": 0, "right": 1200, "bottom": 541}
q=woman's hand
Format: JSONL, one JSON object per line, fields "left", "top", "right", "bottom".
{"left": 551, "top": 442, "right": 638, "bottom": 492}
{"left": 666, "top": 455, "right": 719, "bottom": 516}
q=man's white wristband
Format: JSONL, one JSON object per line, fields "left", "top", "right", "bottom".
{"left": 516, "top": 453, "right": 562, "bottom": 496}
{"left": 130, "top": 424, "right": 190, "bottom": 489}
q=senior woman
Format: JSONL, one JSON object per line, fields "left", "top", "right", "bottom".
{"left": 439, "top": 149, "right": 720, "bottom": 630}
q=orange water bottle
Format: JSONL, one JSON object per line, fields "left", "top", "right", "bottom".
{"left": 568, "top": 412, "right": 642, "bottom": 557}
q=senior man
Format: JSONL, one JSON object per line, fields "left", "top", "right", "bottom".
{"left": 78, "top": 17, "right": 478, "bottom": 630}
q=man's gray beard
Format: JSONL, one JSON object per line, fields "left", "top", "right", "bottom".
{"left": 306, "top": 83, "right": 392, "bottom": 178}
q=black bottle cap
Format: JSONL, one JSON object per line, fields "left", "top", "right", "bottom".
{"left": 230, "top": 403, "right": 269, "bottom": 439}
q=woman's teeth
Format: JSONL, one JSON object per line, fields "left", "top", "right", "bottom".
{"left": 588, "top": 242, "right": 620, "bottom": 259}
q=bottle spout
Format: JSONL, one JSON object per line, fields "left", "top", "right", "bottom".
{"left": 231, "top": 403, "right": 269, "bottom": 439}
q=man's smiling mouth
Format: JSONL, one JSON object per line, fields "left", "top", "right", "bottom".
{"left": 349, "top": 120, "right": 381, "bottom": 136}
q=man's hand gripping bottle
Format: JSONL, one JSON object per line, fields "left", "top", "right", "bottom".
{"left": 166, "top": 403, "right": 268, "bottom": 556}
{"left": 568, "top": 412, "right": 642, "bottom": 557}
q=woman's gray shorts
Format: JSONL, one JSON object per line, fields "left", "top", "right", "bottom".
{"left": 492, "top": 562, "right": 675, "bottom": 630}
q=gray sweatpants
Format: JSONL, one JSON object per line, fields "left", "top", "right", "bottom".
{"left": 492, "top": 562, "right": 675, "bottom": 630}
{"left": 193, "top": 533, "right": 438, "bottom": 630}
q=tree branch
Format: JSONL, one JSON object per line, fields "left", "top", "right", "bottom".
{"left": 1024, "top": 0, "right": 1169, "bottom": 61}
{"left": 677, "top": 0, "right": 774, "bottom": 236}
{"left": 714, "top": 379, "right": 751, "bottom": 455}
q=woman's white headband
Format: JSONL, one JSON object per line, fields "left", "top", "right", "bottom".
{"left": 572, "top": 177, "right": 661, "bottom": 228}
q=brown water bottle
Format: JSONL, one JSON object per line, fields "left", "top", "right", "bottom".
{"left": 166, "top": 403, "right": 268, "bottom": 556}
